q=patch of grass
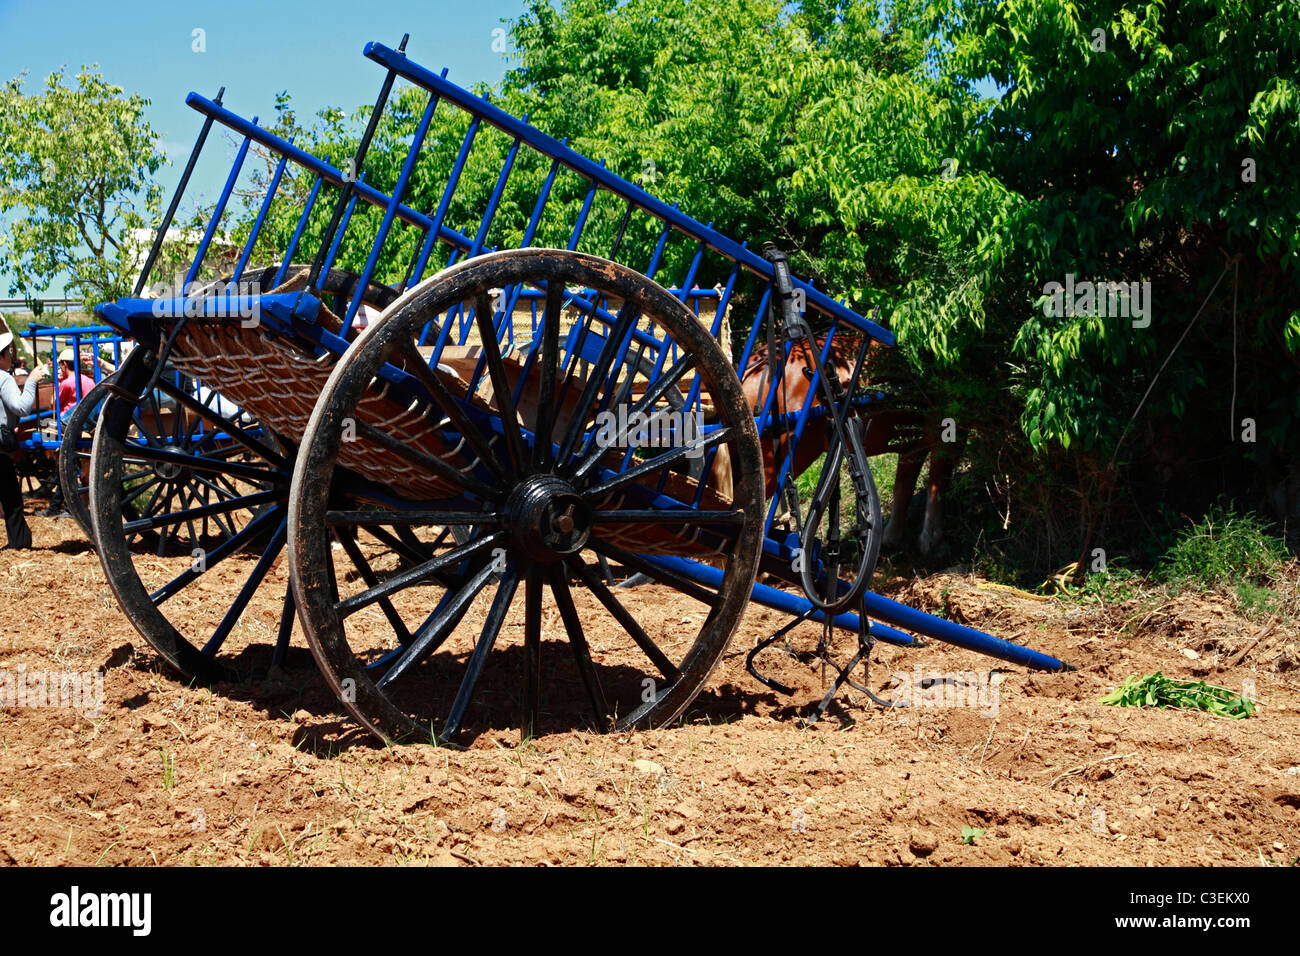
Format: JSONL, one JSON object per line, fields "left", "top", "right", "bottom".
{"left": 159, "top": 746, "right": 176, "bottom": 790}
{"left": 1236, "top": 580, "right": 1281, "bottom": 620}
{"left": 1156, "top": 503, "right": 1286, "bottom": 590}
{"left": 1101, "top": 672, "right": 1256, "bottom": 719}
{"left": 867, "top": 452, "right": 897, "bottom": 513}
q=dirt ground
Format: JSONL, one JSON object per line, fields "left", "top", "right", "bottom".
{"left": 1, "top": 505, "right": 1298, "bottom": 867}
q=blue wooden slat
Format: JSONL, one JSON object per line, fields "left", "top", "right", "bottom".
{"left": 347, "top": 89, "right": 444, "bottom": 325}
{"left": 234, "top": 149, "right": 292, "bottom": 284}
{"left": 185, "top": 117, "right": 258, "bottom": 288}
{"left": 275, "top": 175, "right": 325, "bottom": 287}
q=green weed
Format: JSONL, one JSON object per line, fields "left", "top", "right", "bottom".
{"left": 1156, "top": 504, "right": 1286, "bottom": 590}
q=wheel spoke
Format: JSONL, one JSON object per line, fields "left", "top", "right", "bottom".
{"left": 150, "top": 506, "right": 285, "bottom": 605}
{"left": 569, "top": 353, "right": 698, "bottom": 482}
{"left": 123, "top": 488, "right": 281, "bottom": 534}
{"left": 586, "top": 538, "right": 720, "bottom": 606}
{"left": 271, "top": 580, "right": 295, "bottom": 668}
{"left": 523, "top": 566, "right": 542, "bottom": 737}
{"left": 144, "top": 390, "right": 165, "bottom": 447}
{"left": 581, "top": 427, "right": 732, "bottom": 499}
{"left": 125, "top": 480, "right": 167, "bottom": 545}
{"left": 548, "top": 565, "right": 612, "bottom": 731}
{"left": 441, "top": 567, "right": 520, "bottom": 739}
{"left": 336, "top": 530, "right": 505, "bottom": 619}
{"left": 472, "top": 291, "right": 528, "bottom": 475}
{"left": 119, "top": 475, "right": 162, "bottom": 507}
{"left": 357, "top": 523, "right": 434, "bottom": 566}
{"left": 118, "top": 443, "right": 281, "bottom": 484}
{"left": 154, "top": 376, "right": 289, "bottom": 469}
{"left": 188, "top": 470, "right": 252, "bottom": 502}
{"left": 531, "top": 281, "right": 565, "bottom": 471}
{"left": 171, "top": 382, "right": 185, "bottom": 445}
{"left": 554, "top": 299, "right": 641, "bottom": 468}
{"left": 151, "top": 484, "right": 183, "bottom": 556}
{"left": 201, "top": 520, "right": 287, "bottom": 656}
{"left": 566, "top": 554, "right": 679, "bottom": 682}
{"left": 377, "top": 559, "right": 499, "bottom": 689}
{"left": 332, "top": 528, "right": 413, "bottom": 645}
{"left": 187, "top": 473, "right": 243, "bottom": 538}
{"left": 175, "top": 479, "right": 204, "bottom": 549}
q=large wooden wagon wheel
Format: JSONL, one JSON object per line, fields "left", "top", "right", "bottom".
{"left": 89, "top": 267, "right": 398, "bottom": 683}
{"left": 289, "top": 248, "right": 766, "bottom": 744}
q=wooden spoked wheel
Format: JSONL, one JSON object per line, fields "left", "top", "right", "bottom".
{"left": 289, "top": 248, "right": 766, "bottom": 744}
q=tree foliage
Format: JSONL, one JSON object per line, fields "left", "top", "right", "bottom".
{"left": 936, "top": 0, "right": 1300, "bottom": 459}
{"left": 0, "top": 66, "right": 165, "bottom": 303}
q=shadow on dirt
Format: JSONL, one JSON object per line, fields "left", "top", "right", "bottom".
{"left": 106, "top": 633, "right": 875, "bottom": 757}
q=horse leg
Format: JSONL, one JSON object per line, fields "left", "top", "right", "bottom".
{"left": 919, "top": 446, "right": 956, "bottom": 554}
{"left": 883, "top": 444, "right": 925, "bottom": 549}
{"left": 706, "top": 443, "right": 734, "bottom": 500}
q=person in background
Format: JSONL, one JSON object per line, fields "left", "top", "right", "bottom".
{"left": 55, "top": 348, "right": 96, "bottom": 423}
{"left": 0, "top": 331, "right": 49, "bottom": 548}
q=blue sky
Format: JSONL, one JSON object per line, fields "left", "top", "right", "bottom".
{"left": 0, "top": 0, "right": 530, "bottom": 296}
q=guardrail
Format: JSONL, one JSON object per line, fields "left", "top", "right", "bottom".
{"left": 0, "top": 298, "right": 85, "bottom": 311}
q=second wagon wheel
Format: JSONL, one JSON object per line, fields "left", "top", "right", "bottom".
{"left": 89, "top": 267, "right": 398, "bottom": 683}
{"left": 289, "top": 248, "right": 766, "bottom": 744}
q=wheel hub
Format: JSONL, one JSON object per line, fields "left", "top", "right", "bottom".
{"left": 507, "top": 475, "right": 591, "bottom": 561}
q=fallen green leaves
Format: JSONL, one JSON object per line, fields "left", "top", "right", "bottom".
{"left": 1101, "top": 672, "right": 1256, "bottom": 719}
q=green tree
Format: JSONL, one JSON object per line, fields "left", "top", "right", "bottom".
{"left": 932, "top": 0, "right": 1300, "bottom": 558}
{"left": 0, "top": 66, "right": 166, "bottom": 304}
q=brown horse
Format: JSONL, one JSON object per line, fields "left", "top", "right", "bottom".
{"left": 712, "top": 335, "right": 958, "bottom": 553}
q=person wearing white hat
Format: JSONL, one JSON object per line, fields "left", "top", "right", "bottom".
{"left": 0, "top": 331, "right": 49, "bottom": 548}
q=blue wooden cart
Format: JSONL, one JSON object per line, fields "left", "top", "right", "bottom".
{"left": 89, "top": 37, "right": 1066, "bottom": 744}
